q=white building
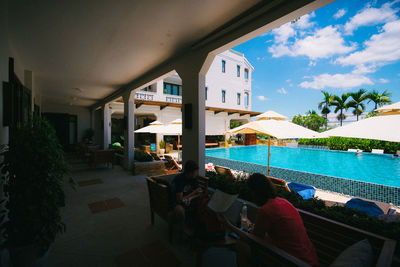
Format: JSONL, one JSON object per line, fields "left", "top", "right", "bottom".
{"left": 106, "top": 49, "right": 258, "bottom": 147}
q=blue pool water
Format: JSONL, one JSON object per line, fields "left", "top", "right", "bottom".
{"left": 205, "top": 146, "right": 400, "bottom": 187}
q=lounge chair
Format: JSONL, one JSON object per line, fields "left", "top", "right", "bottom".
{"left": 348, "top": 148, "right": 357, "bottom": 152}
{"left": 267, "top": 176, "right": 291, "bottom": 192}
{"left": 163, "top": 155, "right": 181, "bottom": 174}
{"left": 345, "top": 198, "right": 395, "bottom": 216}
{"left": 214, "top": 165, "right": 236, "bottom": 180}
{"left": 150, "top": 152, "right": 162, "bottom": 161}
{"left": 371, "top": 149, "right": 384, "bottom": 154}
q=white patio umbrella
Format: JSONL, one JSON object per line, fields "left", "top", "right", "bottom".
{"left": 375, "top": 101, "right": 400, "bottom": 112}
{"left": 134, "top": 120, "right": 164, "bottom": 152}
{"left": 229, "top": 118, "right": 320, "bottom": 175}
{"left": 160, "top": 119, "right": 182, "bottom": 161}
{"left": 321, "top": 114, "right": 400, "bottom": 142}
{"left": 255, "top": 110, "right": 288, "bottom": 121}
{"left": 134, "top": 120, "right": 163, "bottom": 133}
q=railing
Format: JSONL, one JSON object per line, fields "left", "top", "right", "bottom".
{"left": 165, "top": 96, "right": 182, "bottom": 104}
{"left": 135, "top": 92, "right": 154, "bottom": 101}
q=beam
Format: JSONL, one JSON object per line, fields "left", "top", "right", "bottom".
{"left": 160, "top": 105, "right": 168, "bottom": 110}
{"left": 92, "top": 0, "right": 332, "bottom": 110}
{"left": 228, "top": 112, "right": 238, "bottom": 116}
{"left": 135, "top": 103, "right": 143, "bottom": 109}
{"left": 214, "top": 111, "right": 223, "bottom": 115}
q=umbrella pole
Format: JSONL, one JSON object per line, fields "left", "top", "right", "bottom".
{"left": 267, "top": 136, "right": 271, "bottom": 176}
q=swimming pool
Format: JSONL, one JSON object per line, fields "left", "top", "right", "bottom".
{"left": 205, "top": 145, "right": 400, "bottom": 188}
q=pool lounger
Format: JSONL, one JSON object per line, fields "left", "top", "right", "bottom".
{"left": 371, "top": 149, "right": 384, "bottom": 154}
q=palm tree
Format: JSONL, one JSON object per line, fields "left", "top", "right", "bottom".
{"left": 366, "top": 90, "right": 392, "bottom": 110}
{"left": 318, "top": 90, "right": 333, "bottom": 120}
{"left": 331, "top": 93, "right": 350, "bottom": 126}
{"left": 348, "top": 89, "right": 367, "bottom": 121}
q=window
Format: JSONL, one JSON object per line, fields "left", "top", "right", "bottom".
{"left": 222, "top": 90, "right": 226, "bottom": 103}
{"left": 222, "top": 60, "right": 226, "bottom": 73}
{"left": 205, "top": 87, "right": 208, "bottom": 100}
{"left": 237, "top": 93, "right": 241, "bottom": 105}
{"left": 245, "top": 92, "right": 249, "bottom": 106}
{"left": 237, "top": 65, "right": 240, "bottom": 77}
{"left": 244, "top": 69, "right": 249, "bottom": 79}
{"left": 163, "top": 82, "right": 181, "bottom": 96}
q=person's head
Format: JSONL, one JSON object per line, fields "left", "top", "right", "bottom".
{"left": 247, "top": 173, "right": 277, "bottom": 206}
{"left": 183, "top": 160, "right": 199, "bottom": 179}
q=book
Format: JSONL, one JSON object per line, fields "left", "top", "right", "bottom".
{"left": 207, "top": 189, "right": 238, "bottom": 213}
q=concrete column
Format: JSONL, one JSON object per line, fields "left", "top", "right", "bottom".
{"left": 176, "top": 53, "right": 213, "bottom": 176}
{"left": 122, "top": 91, "right": 135, "bottom": 169}
{"left": 102, "top": 103, "right": 111, "bottom": 149}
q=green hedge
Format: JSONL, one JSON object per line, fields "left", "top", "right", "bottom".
{"left": 298, "top": 137, "right": 400, "bottom": 154}
{"left": 206, "top": 171, "right": 400, "bottom": 255}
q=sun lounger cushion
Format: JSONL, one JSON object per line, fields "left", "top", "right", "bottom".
{"left": 287, "top": 182, "right": 315, "bottom": 200}
{"left": 345, "top": 198, "right": 384, "bottom": 217}
{"left": 330, "top": 239, "right": 373, "bottom": 267}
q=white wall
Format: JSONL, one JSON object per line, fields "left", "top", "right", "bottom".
{"left": 41, "top": 103, "right": 91, "bottom": 142}
{"left": 205, "top": 50, "right": 253, "bottom": 110}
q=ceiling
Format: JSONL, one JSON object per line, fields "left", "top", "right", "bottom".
{"left": 6, "top": 0, "right": 262, "bottom": 107}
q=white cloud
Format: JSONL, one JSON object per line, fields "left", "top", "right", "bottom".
{"left": 308, "top": 61, "right": 317, "bottom": 67}
{"left": 271, "top": 13, "right": 315, "bottom": 44}
{"left": 269, "top": 26, "right": 356, "bottom": 60}
{"left": 271, "top": 23, "right": 295, "bottom": 44}
{"left": 300, "top": 73, "right": 373, "bottom": 89}
{"left": 286, "top": 79, "right": 291, "bottom": 83}
{"left": 344, "top": 1, "right": 399, "bottom": 35}
{"left": 334, "top": 9, "right": 347, "bottom": 19}
{"left": 379, "top": 78, "right": 389, "bottom": 83}
{"left": 337, "top": 20, "right": 400, "bottom": 70}
{"left": 277, "top": 88, "right": 287, "bottom": 94}
{"left": 257, "top": 95, "right": 268, "bottom": 101}
{"left": 295, "top": 12, "right": 316, "bottom": 29}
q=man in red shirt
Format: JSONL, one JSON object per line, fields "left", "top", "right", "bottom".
{"left": 221, "top": 173, "right": 319, "bottom": 267}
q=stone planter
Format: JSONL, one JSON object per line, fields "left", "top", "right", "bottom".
{"left": 218, "top": 141, "right": 225, "bottom": 147}
{"left": 132, "top": 160, "right": 166, "bottom": 176}
{"left": 159, "top": 149, "right": 165, "bottom": 154}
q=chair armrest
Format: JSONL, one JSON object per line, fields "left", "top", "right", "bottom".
{"left": 247, "top": 233, "right": 312, "bottom": 267}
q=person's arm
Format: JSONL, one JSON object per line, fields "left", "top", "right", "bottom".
{"left": 218, "top": 214, "right": 252, "bottom": 243}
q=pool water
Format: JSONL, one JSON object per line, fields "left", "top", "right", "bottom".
{"left": 205, "top": 145, "right": 400, "bottom": 187}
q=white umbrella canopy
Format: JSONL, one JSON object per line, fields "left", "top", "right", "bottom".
{"left": 229, "top": 119, "right": 321, "bottom": 139}
{"left": 322, "top": 114, "right": 400, "bottom": 142}
{"left": 134, "top": 120, "right": 164, "bottom": 133}
{"left": 229, "top": 119, "right": 320, "bottom": 175}
{"left": 161, "top": 119, "right": 182, "bottom": 135}
{"left": 375, "top": 101, "right": 400, "bottom": 112}
{"left": 255, "top": 110, "right": 288, "bottom": 121}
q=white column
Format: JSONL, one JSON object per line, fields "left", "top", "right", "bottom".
{"left": 102, "top": 103, "right": 111, "bottom": 149}
{"left": 178, "top": 70, "right": 206, "bottom": 175}
{"left": 123, "top": 91, "right": 135, "bottom": 169}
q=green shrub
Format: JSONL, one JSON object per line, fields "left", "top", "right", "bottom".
{"left": 134, "top": 149, "right": 153, "bottom": 162}
{"left": 159, "top": 140, "right": 166, "bottom": 149}
{"left": 298, "top": 137, "right": 400, "bottom": 153}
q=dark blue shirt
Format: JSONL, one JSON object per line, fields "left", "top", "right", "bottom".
{"left": 172, "top": 173, "right": 199, "bottom": 197}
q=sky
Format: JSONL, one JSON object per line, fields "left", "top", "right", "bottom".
{"left": 234, "top": 0, "right": 400, "bottom": 117}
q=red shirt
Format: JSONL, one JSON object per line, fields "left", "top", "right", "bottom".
{"left": 255, "top": 197, "right": 319, "bottom": 266}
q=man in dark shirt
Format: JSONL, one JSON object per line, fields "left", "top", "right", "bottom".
{"left": 172, "top": 160, "right": 202, "bottom": 226}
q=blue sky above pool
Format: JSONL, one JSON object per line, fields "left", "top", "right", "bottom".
{"left": 234, "top": 0, "right": 400, "bottom": 117}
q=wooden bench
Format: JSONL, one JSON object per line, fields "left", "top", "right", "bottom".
{"left": 91, "top": 149, "right": 115, "bottom": 168}
{"left": 247, "top": 207, "right": 396, "bottom": 267}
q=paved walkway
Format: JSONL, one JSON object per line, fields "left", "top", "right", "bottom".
{"left": 48, "top": 165, "right": 197, "bottom": 267}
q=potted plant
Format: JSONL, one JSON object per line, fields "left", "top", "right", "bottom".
{"left": 159, "top": 140, "right": 166, "bottom": 154}
{"left": 227, "top": 136, "right": 233, "bottom": 147}
{"left": 0, "top": 116, "right": 72, "bottom": 267}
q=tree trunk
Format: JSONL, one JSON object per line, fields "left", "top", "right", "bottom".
{"left": 340, "top": 110, "right": 343, "bottom": 126}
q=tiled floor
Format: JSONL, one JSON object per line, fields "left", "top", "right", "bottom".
{"left": 47, "top": 162, "right": 197, "bottom": 267}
